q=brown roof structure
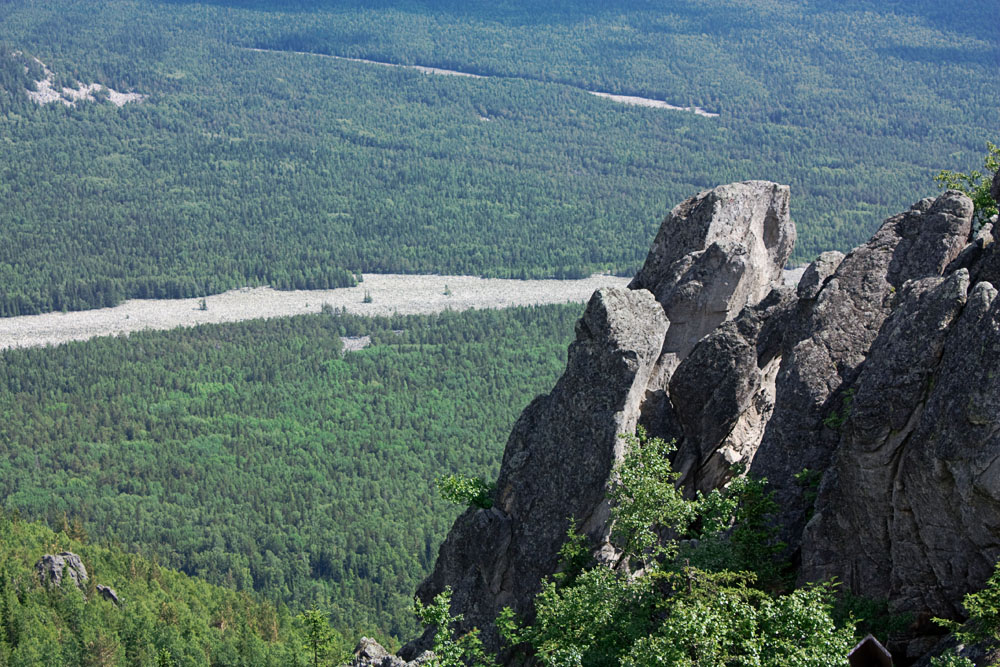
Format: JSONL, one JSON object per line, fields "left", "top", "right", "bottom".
{"left": 848, "top": 634, "right": 893, "bottom": 667}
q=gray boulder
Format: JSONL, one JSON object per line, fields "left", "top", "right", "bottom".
{"left": 96, "top": 584, "right": 121, "bottom": 607}
{"left": 35, "top": 552, "right": 88, "bottom": 592}
{"left": 351, "top": 637, "right": 433, "bottom": 667}
{"left": 413, "top": 287, "right": 668, "bottom": 654}
{"left": 796, "top": 251, "right": 844, "bottom": 300}
{"left": 630, "top": 180, "right": 795, "bottom": 377}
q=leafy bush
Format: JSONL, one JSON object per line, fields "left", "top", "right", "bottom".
{"left": 415, "top": 587, "right": 492, "bottom": 667}
{"left": 437, "top": 474, "right": 497, "bottom": 510}
{"left": 498, "top": 430, "right": 854, "bottom": 666}
{"left": 936, "top": 142, "right": 1000, "bottom": 227}
{"left": 932, "top": 560, "right": 1000, "bottom": 665}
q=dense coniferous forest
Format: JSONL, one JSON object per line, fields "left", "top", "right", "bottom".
{"left": 0, "top": 0, "right": 997, "bottom": 314}
{"left": 0, "top": 304, "right": 582, "bottom": 640}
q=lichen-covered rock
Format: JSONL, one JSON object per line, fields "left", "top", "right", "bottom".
{"left": 751, "top": 190, "right": 973, "bottom": 546}
{"left": 35, "top": 552, "right": 88, "bottom": 592}
{"left": 414, "top": 287, "right": 668, "bottom": 654}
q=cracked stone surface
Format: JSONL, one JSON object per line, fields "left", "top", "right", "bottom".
{"left": 751, "top": 190, "right": 974, "bottom": 547}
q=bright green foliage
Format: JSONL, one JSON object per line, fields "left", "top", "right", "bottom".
{"left": 684, "top": 474, "right": 789, "bottom": 591}
{"left": 551, "top": 519, "right": 594, "bottom": 589}
{"left": 622, "top": 576, "right": 850, "bottom": 667}
{"left": 501, "top": 564, "right": 659, "bottom": 666}
{"left": 0, "top": 304, "right": 580, "bottom": 640}
{"left": 0, "top": 1, "right": 997, "bottom": 314}
{"left": 297, "top": 608, "right": 348, "bottom": 667}
{"left": 437, "top": 474, "right": 496, "bottom": 510}
{"left": 499, "top": 431, "right": 855, "bottom": 666}
{"left": 935, "top": 142, "right": 1000, "bottom": 226}
{"left": 930, "top": 653, "right": 976, "bottom": 667}
{"left": 414, "top": 587, "right": 492, "bottom": 667}
{"left": 610, "top": 431, "right": 694, "bottom": 563}
{"left": 933, "top": 560, "right": 1000, "bottom": 665}
{"left": 0, "top": 511, "right": 307, "bottom": 666}
{"left": 957, "top": 563, "right": 1000, "bottom": 643}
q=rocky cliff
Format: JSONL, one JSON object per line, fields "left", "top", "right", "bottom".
{"left": 402, "top": 181, "right": 1000, "bottom": 663}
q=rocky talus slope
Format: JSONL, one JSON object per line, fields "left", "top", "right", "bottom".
{"left": 381, "top": 181, "right": 1000, "bottom": 664}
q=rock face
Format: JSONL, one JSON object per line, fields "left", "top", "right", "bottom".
{"left": 36, "top": 552, "right": 88, "bottom": 592}
{"left": 413, "top": 287, "right": 669, "bottom": 653}
{"left": 796, "top": 251, "right": 844, "bottom": 300}
{"left": 413, "top": 183, "right": 999, "bottom": 664}
{"left": 751, "top": 191, "right": 974, "bottom": 545}
{"left": 801, "top": 269, "right": 1000, "bottom": 659}
{"left": 669, "top": 287, "right": 794, "bottom": 494}
{"left": 413, "top": 182, "right": 794, "bottom": 655}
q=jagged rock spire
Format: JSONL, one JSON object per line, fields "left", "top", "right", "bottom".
{"left": 409, "top": 182, "right": 794, "bottom": 656}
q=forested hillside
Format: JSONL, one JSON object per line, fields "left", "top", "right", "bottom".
{"left": 0, "top": 0, "right": 997, "bottom": 314}
{"left": 0, "top": 304, "right": 581, "bottom": 640}
{"left": 0, "top": 512, "right": 324, "bottom": 665}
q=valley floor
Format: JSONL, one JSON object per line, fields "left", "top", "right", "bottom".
{"left": 0, "top": 273, "right": 631, "bottom": 350}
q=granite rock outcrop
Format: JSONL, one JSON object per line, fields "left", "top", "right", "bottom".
{"left": 411, "top": 182, "right": 795, "bottom": 655}
{"left": 35, "top": 552, "right": 88, "bottom": 592}
{"left": 406, "top": 182, "right": 1000, "bottom": 664}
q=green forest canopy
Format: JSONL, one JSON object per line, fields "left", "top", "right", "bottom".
{"left": 0, "top": 303, "right": 582, "bottom": 641}
{"left": 0, "top": 0, "right": 997, "bottom": 314}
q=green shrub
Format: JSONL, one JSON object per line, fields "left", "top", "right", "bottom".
{"left": 415, "top": 587, "right": 492, "bottom": 667}
{"left": 498, "top": 430, "right": 854, "bottom": 666}
{"left": 437, "top": 474, "right": 496, "bottom": 510}
{"left": 936, "top": 142, "right": 1000, "bottom": 227}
